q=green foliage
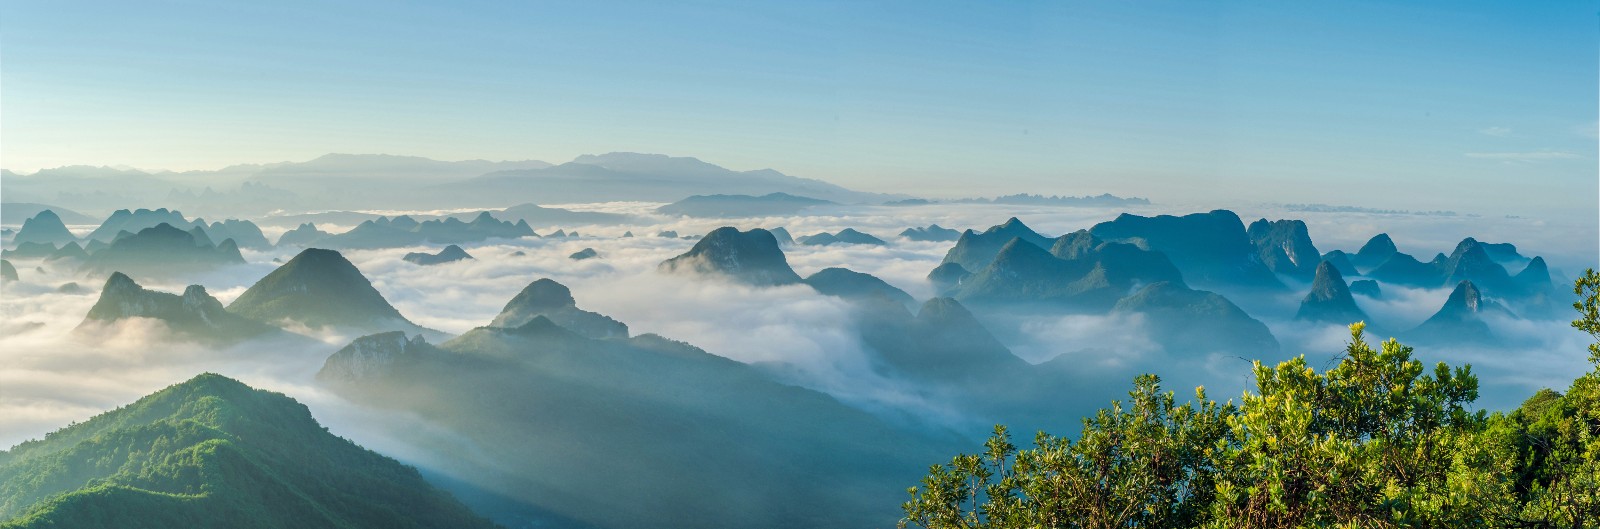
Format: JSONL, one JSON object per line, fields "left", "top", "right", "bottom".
{"left": 903, "top": 272, "right": 1600, "bottom": 528}
{"left": 0, "top": 374, "right": 497, "bottom": 529}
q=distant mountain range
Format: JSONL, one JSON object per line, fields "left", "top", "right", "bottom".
{"left": 2, "top": 152, "right": 902, "bottom": 216}
{"left": 656, "top": 192, "right": 835, "bottom": 218}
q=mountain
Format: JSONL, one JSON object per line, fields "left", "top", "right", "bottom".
{"left": 797, "top": 228, "right": 887, "bottom": 246}
{"left": 226, "top": 248, "right": 431, "bottom": 336}
{"left": 488, "top": 278, "right": 628, "bottom": 339}
{"left": 927, "top": 262, "right": 972, "bottom": 296}
{"left": 1, "top": 259, "right": 17, "bottom": 282}
{"left": 448, "top": 152, "right": 894, "bottom": 205}
{"left": 938, "top": 218, "right": 1053, "bottom": 271}
{"left": 900, "top": 224, "right": 962, "bottom": 242}
{"left": 45, "top": 242, "right": 89, "bottom": 264}
{"left": 0, "top": 203, "right": 96, "bottom": 225}
{"left": 1349, "top": 279, "right": 1382, "bottom": 298}
{"left": 275, "top": 222, "right": 331, "bottom": 247}
{"left": 1321, "top": 250, "right": 1360, "bottom": 278}
{"left": 86, "top": 208, "right": 191, "bottom": 242}
{"left": 949, "top": 230, "right": 1183, "bottom": 310}
{"left": 80, "top": 223, "right": 247, "bottom": 279}
{"left": 74, "top": 273, "right": 275, "bottom": 344}
{"left": 1351, "top": 233, "right": 1398, "bottom": 270}
{"left": 875, "top": 297, "right": 1030, "bottom": 381}
{"left": 11, "top": 210, "right": 77, "bottom": 246}
{"left": 658, "top": 227, "right": 803, "bottom": 286}
{"left": 0, "top": 373, "right": 498, "bottom": 528}
{"left": 404, "top": 244, "right": 474, "bottom": 266}
{"left": 568, "top": 247, "right": 600, "bottom": 260}
{"left": 196, "top": 219, "right": 272, "bottom": 250}
{"left": 1514, "top": 256, "right": 1552, "bottom": 290}
{"left": 1247, "top": 218, "right": 1320, "bottom": 279}
{"left": 656, "top": 192, "right": 834, "bottom": 218}
{"left": 767, "top": 227, "right": 794, "bottom": 246}
{"left": 1295, "top": 261, "right": 1368, "bottom": 325}
{"left": 1440, "top": 238, "right": 1516, "bottom": 296}
{"left": 1111, "top": 282, "right": 1280, "bottom": 356}
{"left": 0, "top": 242, "right": 57, "bottom": 260}
{"left": 1366, "top": 252, "right": 1444, "bottom": 287}
{"left": 802, "top": 267, "right": 916, "bottom": 308}
{"left": 1408, "top": 280, "right": 1508, "bottom": 344}
{"left": 318, "top": 212, "right": 534, "bottom": 249}
{"left": 499, "top": 203, "right": 631, "bottom": 226}
{"left": 317, "top": 301, "right": 950, "bottom": 529}
{"left": 1090, "top": 210, "right": 1281, "bottom": 290}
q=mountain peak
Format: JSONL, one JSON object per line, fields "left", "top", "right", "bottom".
{"left": 659, "top": 227, "right": 802, "bottom": 286}
{"left": 227, "top": 248, "right": 416, "bottom": 330}
{"left": 80, "top": 273, "right": 271, "bottom": 342}
{"left": 490, "top": 278, "right": 628, "bottom": 339}
{"left": 1296, "top": 261, "right": 1366, "bottom": 324}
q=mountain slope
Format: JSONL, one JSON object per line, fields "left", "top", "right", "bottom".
{"left": 1295, "top": 261, "right": 1368, "bottom": 325}
{"left": 658, "top": 227, "right": 802, "bottom": 286}
{"left": 226, "top": 248, "right": 429, "bottom": 335}
{"left": 938, "top": 218, "right": 1053, "bottom": 271}
{"left": 0, "top": 373, "right": 498, "bottom": 529}
{"left": 12, "top": 210, "right": 77, "bottom": 246}
{"left": 488, "top": 278, "right": 628, "bottom": 339}
{"left": 75, "top": 273, "right": 275, "bottom": 344}
{"left": 1090, "top": 210, "right": 1281, "bottom": 289}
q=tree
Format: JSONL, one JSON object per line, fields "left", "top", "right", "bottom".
{"left": 900, "top": 375, "right": 1232, "bottom": 529}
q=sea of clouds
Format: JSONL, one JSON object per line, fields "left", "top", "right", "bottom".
{"left": 2, "top": 201, "right": 1594, "bottom": 450}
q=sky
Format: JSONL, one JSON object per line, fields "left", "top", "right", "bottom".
{"left": 1, "top": 0, "right": 1596, "bottom": 215}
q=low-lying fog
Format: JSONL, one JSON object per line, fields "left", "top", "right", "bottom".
{"left": 2, "top": 201, "right": 1594, "bottom": 451}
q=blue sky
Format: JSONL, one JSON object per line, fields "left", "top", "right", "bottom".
{"left": 2, "top": 1, "right": 1595, "bottom": 215}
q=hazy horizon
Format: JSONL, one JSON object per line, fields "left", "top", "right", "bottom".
{"left": 3, "top": 1, "right": 1596, "bottom": 217}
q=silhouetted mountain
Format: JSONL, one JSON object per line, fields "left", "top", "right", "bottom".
{"left": 44, "top": 242, "right": 88, "bottom": 264}
{"left": 405, "top": 244, "right": 475, "bottom": 266}
{"left": 1349, "top": 279, "right": 1382, "bottom": 298}
{"left": 1, "top": 259, "right": 17, "bottom": 282}
{"left": 659, "top": 227, "right": 802, "bottom": 286}
{"left": 1320, "top": 250, "right": 1360, "bottom": 278}
{"left": 657, "top": 192, "right": 834, "bottom": 218}
{"left": 797, "top": 228, "right": 887, "bottom": 246}
{"left": 0, "top": 203, "right": 95, "bottom": 225}
{"left": 768, "top": 226, "right": 794, "bottom": 246}
{"left": 450, "top": 152, "right": 893, "bottom": 205}
{"left": 499, "top": 203, "right": 631, "bottom": 226}
{"left": 1295, "top": 261, "right": 1367, "bottom": 325}
{"left": 569, "top": 247, "right": 600, "bottom": 260}
{"left": 196, "top": 218, "right": 272, "bottom": 250}
{"left": 86, "top": 208, "right": 190, "bottom": 242}
{"left": 12, "top": 210, "right": 76, "bottom": 246}
{"left": 227, "top": 248, "right": 432, "bottom": 336}
{"left": 1514, "top": 256, "right": 1552, "bottom": 290}
{"left": 75, "top": 273, "right": 274, "bottom": 344}
{"left": 927, "top": 262, "right": 971, "bottom": 296}
{"left": 319, "top": 296, "right": 948, "bottom": 529}
{"left": 1, "top": 242, "right": 58, "bottom": 260}
{"left": 1409, "top": 280, "right": 1508, "bottom": 344}
{"left": 1352, "top": 233, "right": 1398, "bottom": 270}
{"left": 489, "top": 278, "right": 628, "bottom": 339}
{"left": 803, "top": 267, "right": 916, "bottom": 308}
{"left": 81, "top": 223, "right": 246, "bottom": 279}
{"left": 1366, "top": 252, "right": 1445, "bottom": 287}
{"left": 275, "top": 222, "right": 332, "bottom": 247}
{"left": 0, "top": 373, "right": 498, "bottom": 529}
{"left": 939, "top": 218, "right": 1053, "bottom": 271}
{"left": 1441, "top": 238, "right": 1516, "bottom": 296}
{"left": 320, "top": 212, "right": 534, "bottom": 249}
{"left": 899, "top": 224, "right": 962, "bottom": 242}
{"left": 1112, "top": 282, "right": 1280, "bottom": 355}
{"left": 1479, "top": 241, "right": 1530, "bottom": 267}
{"left": 1247, "top": 218, "right": 1320, "bottom": 279}
{"left": 1091, "top": 210, "right": 1281, "bottom": 289}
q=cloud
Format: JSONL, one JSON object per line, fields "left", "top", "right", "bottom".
{"left": 3, "top": 201, "right": 1595, "bottom": 450}
{"left": 1464, "top": 150, "right": 1581, "bottom": 161}
{"left": 1477, "top": 126, "right": 1512, "bottom": 137}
